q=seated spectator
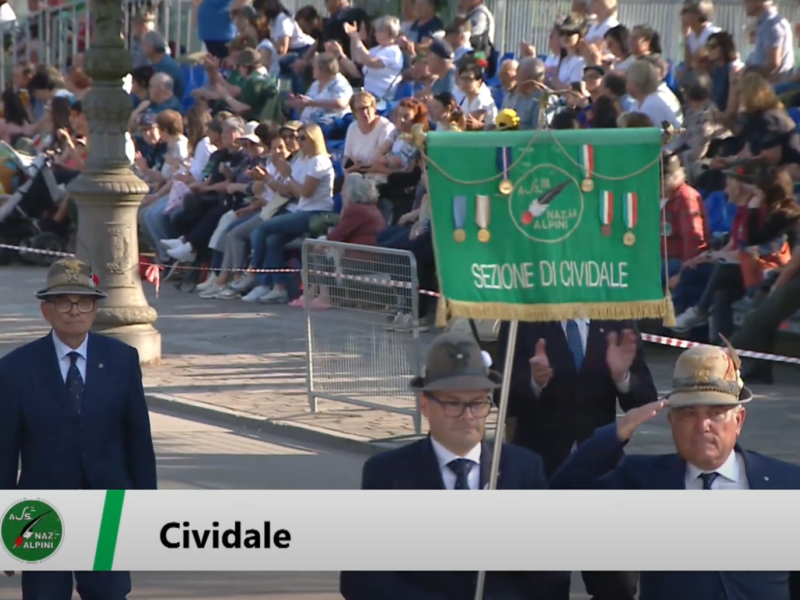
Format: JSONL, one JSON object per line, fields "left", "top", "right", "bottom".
{"left": 668, "top": 70, "right": 730, "bottom": 182}
{"left": 0, "top": 90, "right": 29, "bottom": 143}
{"left": 639, "top": 55, "right": 684, "bottom": 125}
{"left": 130, "top": 10, "right": 167, "bottom": 68}
{"left": 585, "top": 0, "right": 619, "bottom": 48}
{"left": 499, "top": 57, "right": 551, "bottom": 130}
{"left": 406, "top": 53, "right": 435, "bottom": 97}
{"left": 291, "top": 173, "right": 386, "bottom": 308}
{"left": 128, "top": 73, "right": 183, "bottom": 134}
{"left": 496, "top": 58, "right": 517, "bottom": 95}
{"left": 629, "top": 24, "right": 662, "bottom": 61}
{"left": 378, "top": 177, "right": 427, "bottom": 250}
{"left": 135, "top": 109, "right": 189, "bottom": 188}
{"left": 617, "top": 111, "right": 655, "bottom": 128}
{"left": 600, "top": 71, "right": 636, "bottom": 112}
{"left": 404, "top": 0, "right": 443, "bottom": 47}
{"left": 367, "top": 98, "right": 427, "bottom": 175}
{"left": 167, "top": 121, "right": 266, "bottom": 263}
{"left": 141, "top": 31, "right": 186, "bottom": 99}
{"left": 552, "top": 16, "right": 587, "bottom": 89}
{"left": 673, "top": 164, "right": 799, "bottom": 338}
{"left": 569, "top": 65, "right": 605, "bottom": 125}
{"left": 426, "top": 39, "right": 456, "bottom": 96}
{"left": 201, "top": 127, "right": 295, "bottom": 299}
{"left": 289, "top": 52, "right": 353, "bottom": 124}
{"left": 129, "top": 65, "right": 155, "bottom": 108}
{"left": 551, "top": 110, "right": 581, "bottom": 130}
{"left": 705, "top": 31, "right": 740, "bottom": 117}
{"left": 65, "top": 66, "right": 91, "bottom": 101}
{"left": 132, "top": 110, "right": 168, "bottom": 174}
{"left": 27, "top": 66, "right": 71, "bottom": 109}
{"left": 242, "top": 122, "right": 335, "bottom": 304}
{"left": 715, "top": 72, "right": 800, "bottom": 168}
{"left": 658, "top": 155, "right": 710, "bottom": 308}
{"left": 263, "top": 0, "right": 317, "bottom": 73}
{"left": 427, "top": 91, "right": 465, "bottom": 131}
{"left": 453, "top": 60, "right": 497, "bottom": 130}
{"left": 680, "top": 0, "right": 720, "bottom": 72}
{"left": 744, "top": 0, "right": 793, "bottom": 82}
{"left": 626, "top": 59, "right": 682, "bottom": 129}
{"left": 338, "top": 16, "right": 403, "bottom": 101}
{"left": 604, "top": 24, "right": 635, "bottom": 72}
{"left": 587, "top": 94, "right": 621, "bottom": 128}
{"left": 214, "top": 48, "right": 278, "bottom": 121}
{"left": 342, "top": 91, "right": 396, "bottom": 179}
{"left": 444, "top": 22, "right": 473, "bottom": 62}
{"left": 542, "top": 23, "right": 563, "bottom": 85}
{"left": 194, "top": 35, "right": 258, "bottom": 106}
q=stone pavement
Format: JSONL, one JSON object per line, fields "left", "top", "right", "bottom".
{"left": 2, "top": 264, "right": 800, "bottom": 459}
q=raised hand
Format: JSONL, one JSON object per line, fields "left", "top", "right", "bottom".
{"left": 606, "top": 329, "right": 638, "bottom": 383}
{"left": 529, "top": 338, "right": 553, "bottom": 388}
{"left": 616, "top": 399, "right": 669, "bottom": 442}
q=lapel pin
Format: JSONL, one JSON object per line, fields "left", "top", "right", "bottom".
{"left": 764, "top": 476, "right": 769, "bottom": 481}
{"left": 99, "top": 364, "right": 104, "bottom": 369}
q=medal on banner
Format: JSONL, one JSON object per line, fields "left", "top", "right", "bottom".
{"left": 580, "top": 144, "right": 594, "bottom": 192}
{"left": 453, "top": 195, "right": 467, "bottom": 243}
{"left": 476, "top": 195, "right": 490, "bottom": 242}
{"left": 623, "top": 191, "right": 638, "bottom": 246}
{"left": 496, "top": 147, "right": 513, "bottom": 195}
{"left": 599, "top": 190, "right": 613, "bottom": 236}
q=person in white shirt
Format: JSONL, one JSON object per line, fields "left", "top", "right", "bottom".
{"left": 290, "top": 52, "right": 353, "bottom": 124}
{"left": 585, "top": 0, "right": 620, "bottom": 46}
{"left": 626, "top": 58, "right": 682, "bottom": 129}
{"left": 681, "top": 0, "right": 721, "bottom": 70}
{"left": 264, "top": 0, "right": 316, "bottom": 58}
{"left": 641, "top": 54, "right": 684, "bottom": 125}
{"left": 242, "top": 122, "right": 334, "bottom": 304}
{"left": 343, "top": 91, "right": 396, "bottom": 178}
{"left": 554, "top": 16, "right": 588, "bottom": 89}
{"left": 444, "top": 22, "right": 473, "bottom": 62}
{"left": 453, "top": 61, "right": 497, "bottom": 130}
{"left": 605, "top": 24, "right": 636, "bottom": 72}
{"left": 343, "top": 16, "right": 403, "bottom": 100}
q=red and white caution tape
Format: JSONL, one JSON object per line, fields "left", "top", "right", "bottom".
{"left": 640, "top": 333, "right": 800, "bottom": 365}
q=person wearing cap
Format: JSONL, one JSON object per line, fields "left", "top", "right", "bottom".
{"left": 216, "top": 48, "right": 277, "bottom": 121}
{"left": 340, "top": 331, "right": 567, "bottom": 600}
{"left": 131, "top": 110, "right": 168, "bottom": 176}
{"left": 141, "top": 30, "right": 186, "bottom": 100}
{"left": 551, "top": 341, "right": 800, "bottom": 600}
{"left": 0, "top": 259, "right": 156, "bottom": 598}
{"left": 427, "top": 39, "right": 456, "bottom": 95}
{"left": 672, "top": 163, "right": 798, "bottom": 339}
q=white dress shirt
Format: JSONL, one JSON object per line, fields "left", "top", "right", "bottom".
{"left": 430, "top": 438, "right": 481, "bottom": 490}
{"left": 685, "top": 451, "right": 749, "bottom": 490}
{"left": 531, "top": 319, "right": 631, "bottom": 395}
{"left": 52, "top": 330, "right": 88, "bottom": 383}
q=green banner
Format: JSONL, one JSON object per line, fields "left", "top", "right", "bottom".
{"left": 425, "top": 128, "right": 668, "bottom": 323}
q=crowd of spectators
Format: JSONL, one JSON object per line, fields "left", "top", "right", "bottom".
{"left": 3, "top": 0, "right": 800, "bottom": 375}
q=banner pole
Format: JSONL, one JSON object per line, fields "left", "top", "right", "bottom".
{"left": 473, "top": 318, "right": 519, "bottom": 600}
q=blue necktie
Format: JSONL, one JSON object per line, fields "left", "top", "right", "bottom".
{"left": 66, "top": 352, "right": 84, "bottom": 413}
{"left": 447, "top": 459, "right": 474, "bottom": 490}
{"left": 565, "top": 320, "right": 584, "bottom": 370}
{"left": 699, "top": 472, "right": 720, "bottom": 490}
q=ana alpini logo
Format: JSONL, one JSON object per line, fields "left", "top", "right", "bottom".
{"left": 1, "top": 500, "right": 64, "bottom": 564}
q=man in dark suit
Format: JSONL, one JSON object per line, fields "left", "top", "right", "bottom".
{"left": 0, "top": 258, "right": 157, "bottom": 600}
{"left": 551, "top": 340, "right": 800, "bottom": 600}
{"left": 495, "top": 319, "right": 657, "bottom": 600}
{"left": 340, "top": 331, "right": 568, "bottom": 600}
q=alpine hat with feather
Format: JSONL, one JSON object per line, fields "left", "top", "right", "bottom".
{"left": 411, "top": 332, "right": 501, "bottom": 392}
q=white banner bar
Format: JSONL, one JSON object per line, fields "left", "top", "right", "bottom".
{"left": 1, "top": 491, "right": 795, "bottom": 571}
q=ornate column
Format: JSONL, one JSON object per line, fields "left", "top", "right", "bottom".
{"left": 67, "top": 0, "right": 161, "bottom": 364}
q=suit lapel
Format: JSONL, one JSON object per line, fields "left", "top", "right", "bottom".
{"left": 547, "top": 322, "right": 573, "bottom": 371}
{"left": 419, "top": 438, "right": 446, "bottom": 489}
{"left": 582, "top": 321, "right": 605, "bottom": 373}
{"left": 38, "top": 333, "right": 72, "bottom": 410}
{"left": 739, "top": 447, "right": 768, "bottom": 489}
{"left": 479, "top": 440, "right": 495, "bottom": 490}
{"left": 661, "top": 454, "right": 688, "bottom": 489}
{"left": 82, "top": 333, "right": 102, "bottom": 413}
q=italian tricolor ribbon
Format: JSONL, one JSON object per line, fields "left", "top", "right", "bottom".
{"left": 580, "top": 145, "right": 594, "bottom": 179}
{"left": 599, "top": 191, "right": 613, "bottom": 225}
{"left": 623, "top": 192, "right": 638, "bottom": 230}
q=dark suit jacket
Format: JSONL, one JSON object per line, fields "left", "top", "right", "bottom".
{"left": 495, "top": 319, "right": 657, "bottom": 475}
{"left": 551, "top": 423, "right": 800, "bottom": 600}
{"left": 0, "top": 332, "right": 157, "bottom": 490}
{"left": 340, "top": 438, "right": 568, "bottom": 600}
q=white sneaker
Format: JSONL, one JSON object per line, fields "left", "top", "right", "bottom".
{"left": 160, "top": 238, "right": 183, "bottom": 250}
{"left": 167, "top": 242, "right": 197, "bottom": 263}
{"left": 216, "top": 287, "right": 242, "bottom": 300}
{"left": 230, "top": 273, "right": 255, "bottom": 293}
{"left": 242, "top": 285, "right": 271, "bottom": 302}
{"left": 259, "top": 287, "right": 289, "bottom": 304}
{"left": 671, "top": 306, "right": 707, "bottom": 331}
{"left": 198, "top": 283, "right": 227, "bottom": 299}
{"left": 195, "top": 273, "right": 218, "bottom": 292}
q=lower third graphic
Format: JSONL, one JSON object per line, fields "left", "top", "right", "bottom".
{"left": 2, "top": 499, "right": 64, "bottom": 563}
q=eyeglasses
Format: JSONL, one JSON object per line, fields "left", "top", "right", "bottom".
{"left": 427, "top": 395, "right": 493, "bottom": 418}
{"left": 49, "top": 297, "right": 97, "bottom": 314}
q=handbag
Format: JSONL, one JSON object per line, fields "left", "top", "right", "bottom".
{"left": 259, "top": 193, "right": 291, "bottom": 221}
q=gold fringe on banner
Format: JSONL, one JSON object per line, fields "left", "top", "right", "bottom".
{"left": 435, "top": 294, "right": 449, "bottom": 327}
{"left": 444, "top": 298, "right": 673, "bottom": 323}
{"left": 662, "top": 291, "right": 676, "bottom": 327}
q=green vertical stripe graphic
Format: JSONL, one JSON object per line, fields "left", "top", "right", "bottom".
{"left": 93, "top": 490, "right": 126, "bottom": 571}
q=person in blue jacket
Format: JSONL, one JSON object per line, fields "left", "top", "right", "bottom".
{"left": 551, "top": 336, "right": 800, "bottom": 600}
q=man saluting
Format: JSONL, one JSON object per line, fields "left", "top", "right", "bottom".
{"left": 0, "top": 258, "right": 157, "bottom": 600}
{"left": 551, "top": 338, "right": 800, "bottom": 600}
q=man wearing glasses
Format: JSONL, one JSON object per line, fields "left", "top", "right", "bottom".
{"left": 0, "top": 258, "right": 156, "bottom": 600}
{"left": 340, "top": 331, "right": 567, "bottom": 599}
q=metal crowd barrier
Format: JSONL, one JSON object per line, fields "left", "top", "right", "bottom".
{"left": 302, "top": 239, "right": 423, "bottom": 434}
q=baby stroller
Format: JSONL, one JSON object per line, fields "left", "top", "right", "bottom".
{"left": 0, "top": 143, "right": 69, "bottom": 266}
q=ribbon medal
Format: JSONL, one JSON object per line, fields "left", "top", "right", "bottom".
{"left": 453, "top": 195, "right": 467, "bottom": 243}
{"left": 599, "top": 191, "right": 613, "bottom": 237}
{"left": 497, "top": 147, "right": 513, "bottom": 194}
{"left": 580, "top": 145, "right": 594, "bottom": 192}
{"left": 623, "top": 191, "right": 638, "bottom": 246}
{"left": 476, "top": 195, "right": 490, "bottom": 242}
